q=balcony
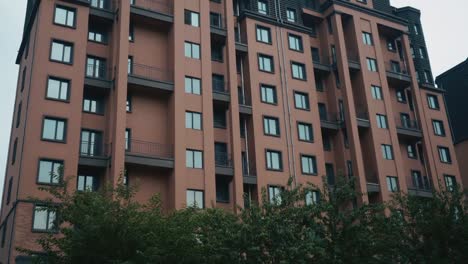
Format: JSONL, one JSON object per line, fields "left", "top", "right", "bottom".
{"left": 385, "top": 61, "right": 412, "bottom": 87}
{"left": 235, "top": 33, "right": 248, "bottom": 53}
{"left": 395, "top": 117, "right": 423, "bottom": 139}
{"left": 320, "top": 112, "right": 343, "bottom": 130}
{"left": 312, "top": 56, "right": 331, "bottom": 74}
{"left": 212, "top": 78, "right": 230, "bottom": 104}
{"left": 347, "top": 54, "right": 361, "bottom": 72}
{"left": 130, "top": 0, "right": 174, "bottom": 24}
{"left": 243, "top": 163, "right": 257, "bottom": 184}
{"left": 366, "top": 182, "right": 380, "bottom": 194}
{"left": 210, "top": 14, "right": 227, "bottom": 40}
{"left": 85, "top": 64, "right": 113, "bottom": 90}
{"left": 356, "top": 110, "right": 370, "bottom": 128}
{"left": 87, "top": 0, "right": 115, "bottom": 21}
{"left": 215, "top": 152, "right": 234, "bottom": 176}
{"left": 125, "top": 139, "right": 174, "bottom": 168}
{"left": 407, "top": 177, "right": 433, "bottom": 198}
{"left": 238, "top": 91, "right": 252, "bottom": 115}
{"left": 128, "top": 62, "right": 174, "bottom": 92}
{"left": 79, "top": 141, "right": 109, "bottom": 168}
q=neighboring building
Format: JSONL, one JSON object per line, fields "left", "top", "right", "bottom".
{"left": 436, "top": 58, "right": 468, "bottom": 188}
{"left": 0, "top": 0, "right": 461, "bottom": 262}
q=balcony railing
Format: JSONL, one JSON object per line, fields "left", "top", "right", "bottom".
{"left": 215, "top": 152, "right": 232, "bottom": 167}
{"left": 304, "top": 0, "right": 320, "bottom": 11}
{"left": 242, "top": 163, "right": 257, "bottom": 176}
{"left": 88, "top": 0, "right": 116, "bottom": 11}
{"left": 396, "top": 117, "right": 420, "bottom": 131}
{"left": 407, "top": 175, "right": 432, "bottom": 192}
{"left": 238, "top": 91, "right": 252, "bottom": 106}
{"left": 126, "top": 139, "right": 173, "bottom": 159}
{"left": 80, "top": 141, "right": 109, "bottom": 157}
{"left": 320, "top": 112, "right": 343, "bottom": 123}
{"left": 131, "top": 0, "right": 173, "bottom": 15}
{"left": 356, "top": 109, "right": 369, "bottom": 120}
{"left": 386, "top": 61, "right": 410, "bottom": 76}
{"left": 86, "top": 64, "right": 112, "bottom": 80}
{"left": 210, "top": 14, "right": 226, "bottom": 30}
{"left": 128, "top": 62, "right": 173, "bottom": 83}
{"left": 212, "top": 79, "right": 229, "bottom": 93}
{"left": 312, "top": 55, "right": 331, "bottom": 67}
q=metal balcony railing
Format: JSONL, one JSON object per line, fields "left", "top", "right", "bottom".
{"left": 356, "top": 109, "right": 369, "bottom": 120}
{"left": 131, "top": 0, "right": 173, "bottom": 15}
{"left": 125, "top": 139, "right": 173, "bottom": 159}
{"left": 396, "top": 117, "right": 420, "bottom": 131}
{"left": 210, "top": 14, "right": 226, "bottom": 30}
{"left": 128, "top": 62, "right": 173, "bottom": 83}
{"left": 88, "top": 0, "right": 116, "bottom": 11}
{"left": 86, "top": 64, "right": 112, "bottom": 80}
{"left": 242, "top": 163, "right": 257, "bottom": 176}
{"left": 320, "top": 112, "right": 343, "bottom": 123}
{"left": 407, "top": 175, "right": 432, "bottom": 192}
{"left": 238, "top": 91, "right": 252, "bottom": 106}
{"left": 386, "top": 61, "right": 410, "bottom": 76}
{"left": 312, "top": 54, "right": 331, "bottom": 67}
{"left": 80, "top": 141, "right": 109, "bottom": 157}
{"left": 215, "top": 152, "right": 232, "bottom": 167}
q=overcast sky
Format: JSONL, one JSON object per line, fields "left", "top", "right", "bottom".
{"left": 0, "top": 1, "right": 467, "bottom": 198}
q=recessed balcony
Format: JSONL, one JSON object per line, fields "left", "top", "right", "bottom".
{"left": 395, "top": 118, "right": 423, "bottom": 139}
{"left": 212, "top": 78, "right": 230, "bottom": 104}
{"left": 210, "top": 14, "right": 227, "bottom": 41}
{"left": 320, "top": 112, "right": 343, "bottom": 130}
{"left": 84, "top": 64, "right": 113, "bottom": 90}
{"left": 128, "top": 62, "right": 174, "bottom": 93}
{"left": 125, "top": 139, "right": 174, "bottom": 168}
{"left": 407, "top": 177, "right": 433, "bottom": 198}
{"left": 385, "top": 61, "right": 412, "bottom": 87}
{"left": 312, "top": 56, "right": 332, "bottom": 74}
{"left": 87, "top": 0, "right": 115, "bottom": 21}
{"left": 356, "top": 110, "right": 370, "bottom": 128}
{"left": 243, "top": 164, "right": 257, "bottom": 184}
{"left": 366, "top": 182, "right": 380, "bottom": 193}
{"left": 78, "top": 140, "right": 109, "bottom": 168}
{"left": 130, "top": 0, "right": 174, "bottom": 24}
{"left": 215, "top": 151, "right": 234, "bottom": 176}
{"left": 238, "top": 92, "right": 252, "bottom": 115}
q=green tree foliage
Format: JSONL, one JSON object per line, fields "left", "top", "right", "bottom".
{"left": 20, "top": 176, "right": 468, "bottom": 264}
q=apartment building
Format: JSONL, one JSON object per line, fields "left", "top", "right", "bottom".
{"left": 0, "top": 0, "right": 461, "bottom": 262}
{"left": 436, "top": 58, "right": 468, "bottom": 189}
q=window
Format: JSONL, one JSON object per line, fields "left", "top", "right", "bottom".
{"left": 260, "top": 84, "right": 277, "bottom": 104}
{"left": 80, "top": 130, "right": 102, "bottom": 157}
{"left": 11, "top": 138, "right": 17, "bottom": 165}
{"left": 86, "top": 56, "right": 106, "bottom": 78}
{"left": 210, "top": 12, "right": 222, "bottom": 28}
{"left": 376, "top": 114, "right": 388, "bottom": 129}
{"left": 88, "top": 28, "right": 107, "bottom": 43}
{"left": 185, "top": 76, "right": 201, "bottom": 95}
{"left": 185, "top": 111, "right": 202, "bottom": 130}
{"left": 125, "top": 129, "right": 131, "bottom": 150}
{"left": 6, "top": 177, "right": 12, "bottom": 205}
{"left": 184, "top": 10, "right": 200, "bottom": 27}
{"left": 357, "top": 0, "right": 367, "bottom": 3}
{"left": 129, "top": 22, "right": 134, "bottom": 41}
{"left": 90, "top": 0, "right": 108, "bottom": 9}
{"left": 33, "top": 206, "right": 57, "bottom": 232}
{"left": 410, "top": 45, "right": 415, "bottom": 58}
{"left": 362, "top": 32, "right": 373, "bottom": 45}
{"left": 294, "top": 92, "right": 309, "bottom": 110}
{"left": 268, "top": 186, "right": 282, "bottom": 205}
{"left": 127, "top": 56, "right": 133, "bottom": 74}
{"left": 126, "top": 94, "right": 132, "bottom": 112}
{"left": 15, "top": 102, "right": 22, "bottom": 128}
{"left": 46, "top": 77, "right": 69, "bottom": 101}
{"left": 423, "top": 70, "right": 433, "bottom": 84}
{"left": 427, "top": 94, "right": 439, "bottom": 110}
{"left": 412, "top": 170, "right": 430, "bottom": 190}
{"left": 258, "top": 54, "right": 274, "bottom": 73}
{"left": 77, "top": 175, "right": 98, "bottom": 191}
{"left": 263, "top": 116, "right": 280, "bottom": 136}
{"left": 444, "top": 175, "right": 457, "bottom": 192}
{"left": 187, "top": 189, "right": 204, "bottom": 208}
{"left": 54, "top": 5, "right": 75, "bottom": 27}
{"left": 437, "top": 146, "right": 451, "bottom": 163}
{"left": 216, "top": 176, "right": 230, "bottom": 203}
{"left": 212, "top": 74, "right": 225, "bottom": 92}
{"left": 396, "top": 90, "right": 406, "bottom": 103}
{"left": 50, "top": 40, "right": 73, "bottom": 64}
{"left": 323, "top": 133, "right": 331, "bottom": 151}
{"left": 407, "top": 144, "right": 417, "bottom": 159}
{"left": 301, "top": 155, "right": 317, "bottom": 175}
{"left": 366, "top": 58, "right": 378, "bottom": 72}
{"left": 213, "top": 107, "right": 226, "bottom": 128}
{"left": 20, "top": 67, "right": 26, "bottom": 92}
{"left": 257, "top": 0, "right": 267, "bottom": 15}
{"left": 387, "top": 39, "right": 396, "bottom": 51}
{"left": 83, "top": 97, "right": 104, "bottom": 114}
{"left": 288, "top": 34, "right": 303, "bottom": 51}
{"left": 413, "top": 24, "right": 420, "bottom": 35}
{"left": 371, "top": 85, "right": 383, "bottom": 100}
{"left": 291, "top": 62, "right": 306, "bottom": 80}
{"left": 37, "top": 160, "right": 63, "bottom": 184}
{"left": 311, "top": 47, "right": 320, "bottom": 63}
{"left": 391, "top": 61, "right": 402, "bottom": 73}
{"left": 266, "top": 150, "right": 282, "bottom": 171}
{"left": 381, "top": 144, "right": 393, "bottom": 160}
{"left": 211, "top": 43, "right": 223, "bottom": 62}
{"left": 256, "top": 25, "right": 271, "bottom": 44}
{"left": 305, "top": 191, "right": 319, "bottom": 205}
{"left": 419, "top": 47, "right": 426, "bottom": 59}
{"left": 432, "top": 120, "right": 445, "bottom": 136}
{"left": 286, "top": 8, "right": 296, "bottom": 22}
{"left": 185, "top": 42, "right": 200, "bottom": 59}
{"left": 386, "top": 176, "right": 399, "bottom": 192}
{"left": 298, "top": 122, "right": 313, "bottom": 142}
{"left": 42, "top": 117, "right": 66, "bottom": 142}
{"left": 186, "top": 149, "right": 203, "bottom": 169}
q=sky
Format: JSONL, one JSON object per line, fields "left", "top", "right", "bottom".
{"left": 0, "top": 0, "right": 467, "bottom": 198}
